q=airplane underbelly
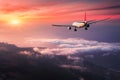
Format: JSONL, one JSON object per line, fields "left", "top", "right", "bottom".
{"left": 79, "top": 23, "right": 85, "bottom": 27}
{"left": 78, "top": 25, "right": 84, "bottom": 28}
{"left": 72, "top": 22, "right": 85, "bottom": 28}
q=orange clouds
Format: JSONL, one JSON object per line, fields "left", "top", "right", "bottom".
{"left": 0, "top": 0, "right": 119, "bottom": 23}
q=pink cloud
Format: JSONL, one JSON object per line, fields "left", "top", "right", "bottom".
{"left": 28, "top": 38, "right": 120, "bottom": 55}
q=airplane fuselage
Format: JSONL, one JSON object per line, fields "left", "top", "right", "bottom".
{"left": 72, "top": 22, "right": 86, "bottom": 28}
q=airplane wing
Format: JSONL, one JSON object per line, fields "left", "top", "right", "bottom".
{"left": 52, "top": 24, "right": 76, "bottom": 27}
{"left": 88, "top": 18, "right": 110, "bottom": 24}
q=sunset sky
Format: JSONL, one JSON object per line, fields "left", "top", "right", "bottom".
{"left": 0, "top": 0, "right": 120, "bottom": 47}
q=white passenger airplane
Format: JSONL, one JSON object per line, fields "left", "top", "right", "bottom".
{"left": 52, "top": 12, "right": 110, "bottom": 31}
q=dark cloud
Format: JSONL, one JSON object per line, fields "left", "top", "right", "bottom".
{"left": 1, "top": 0, "right": 119, "bottom": 14}
{"left": 0, "top": 41, "right": 120, "bottom": 80}
{"left": 54, "top": 4, "right": 120, "bottom": 15}
{"left": 0, "top": 43, "right": 79, "bottom": 80}
{"left": 86, "top": 5, "right": 120, "bottom": 11}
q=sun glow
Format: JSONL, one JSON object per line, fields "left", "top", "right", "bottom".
{"left": 10, "top": 19, "right": 21, "bottom": 25}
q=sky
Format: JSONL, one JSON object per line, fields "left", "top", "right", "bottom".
{"left": 0, "top": 0, "right": 120, "bottom": 47}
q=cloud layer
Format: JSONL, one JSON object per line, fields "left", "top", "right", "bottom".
{"left": 29, "top": 38, "right": 120, "bottom": 55}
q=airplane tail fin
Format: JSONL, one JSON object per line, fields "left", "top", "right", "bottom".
{"left": 84, "top": 12, "right": 87, "bottom": 22}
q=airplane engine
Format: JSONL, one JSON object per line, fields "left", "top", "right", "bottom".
{"left": 85, "top": 24, "right": 90, "bottom": 30}
{"left": 68, "top": 27, "right": 71, "bottom": 30}
{"left": 87, "top": 24, "right": 90, "bottom": 27}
